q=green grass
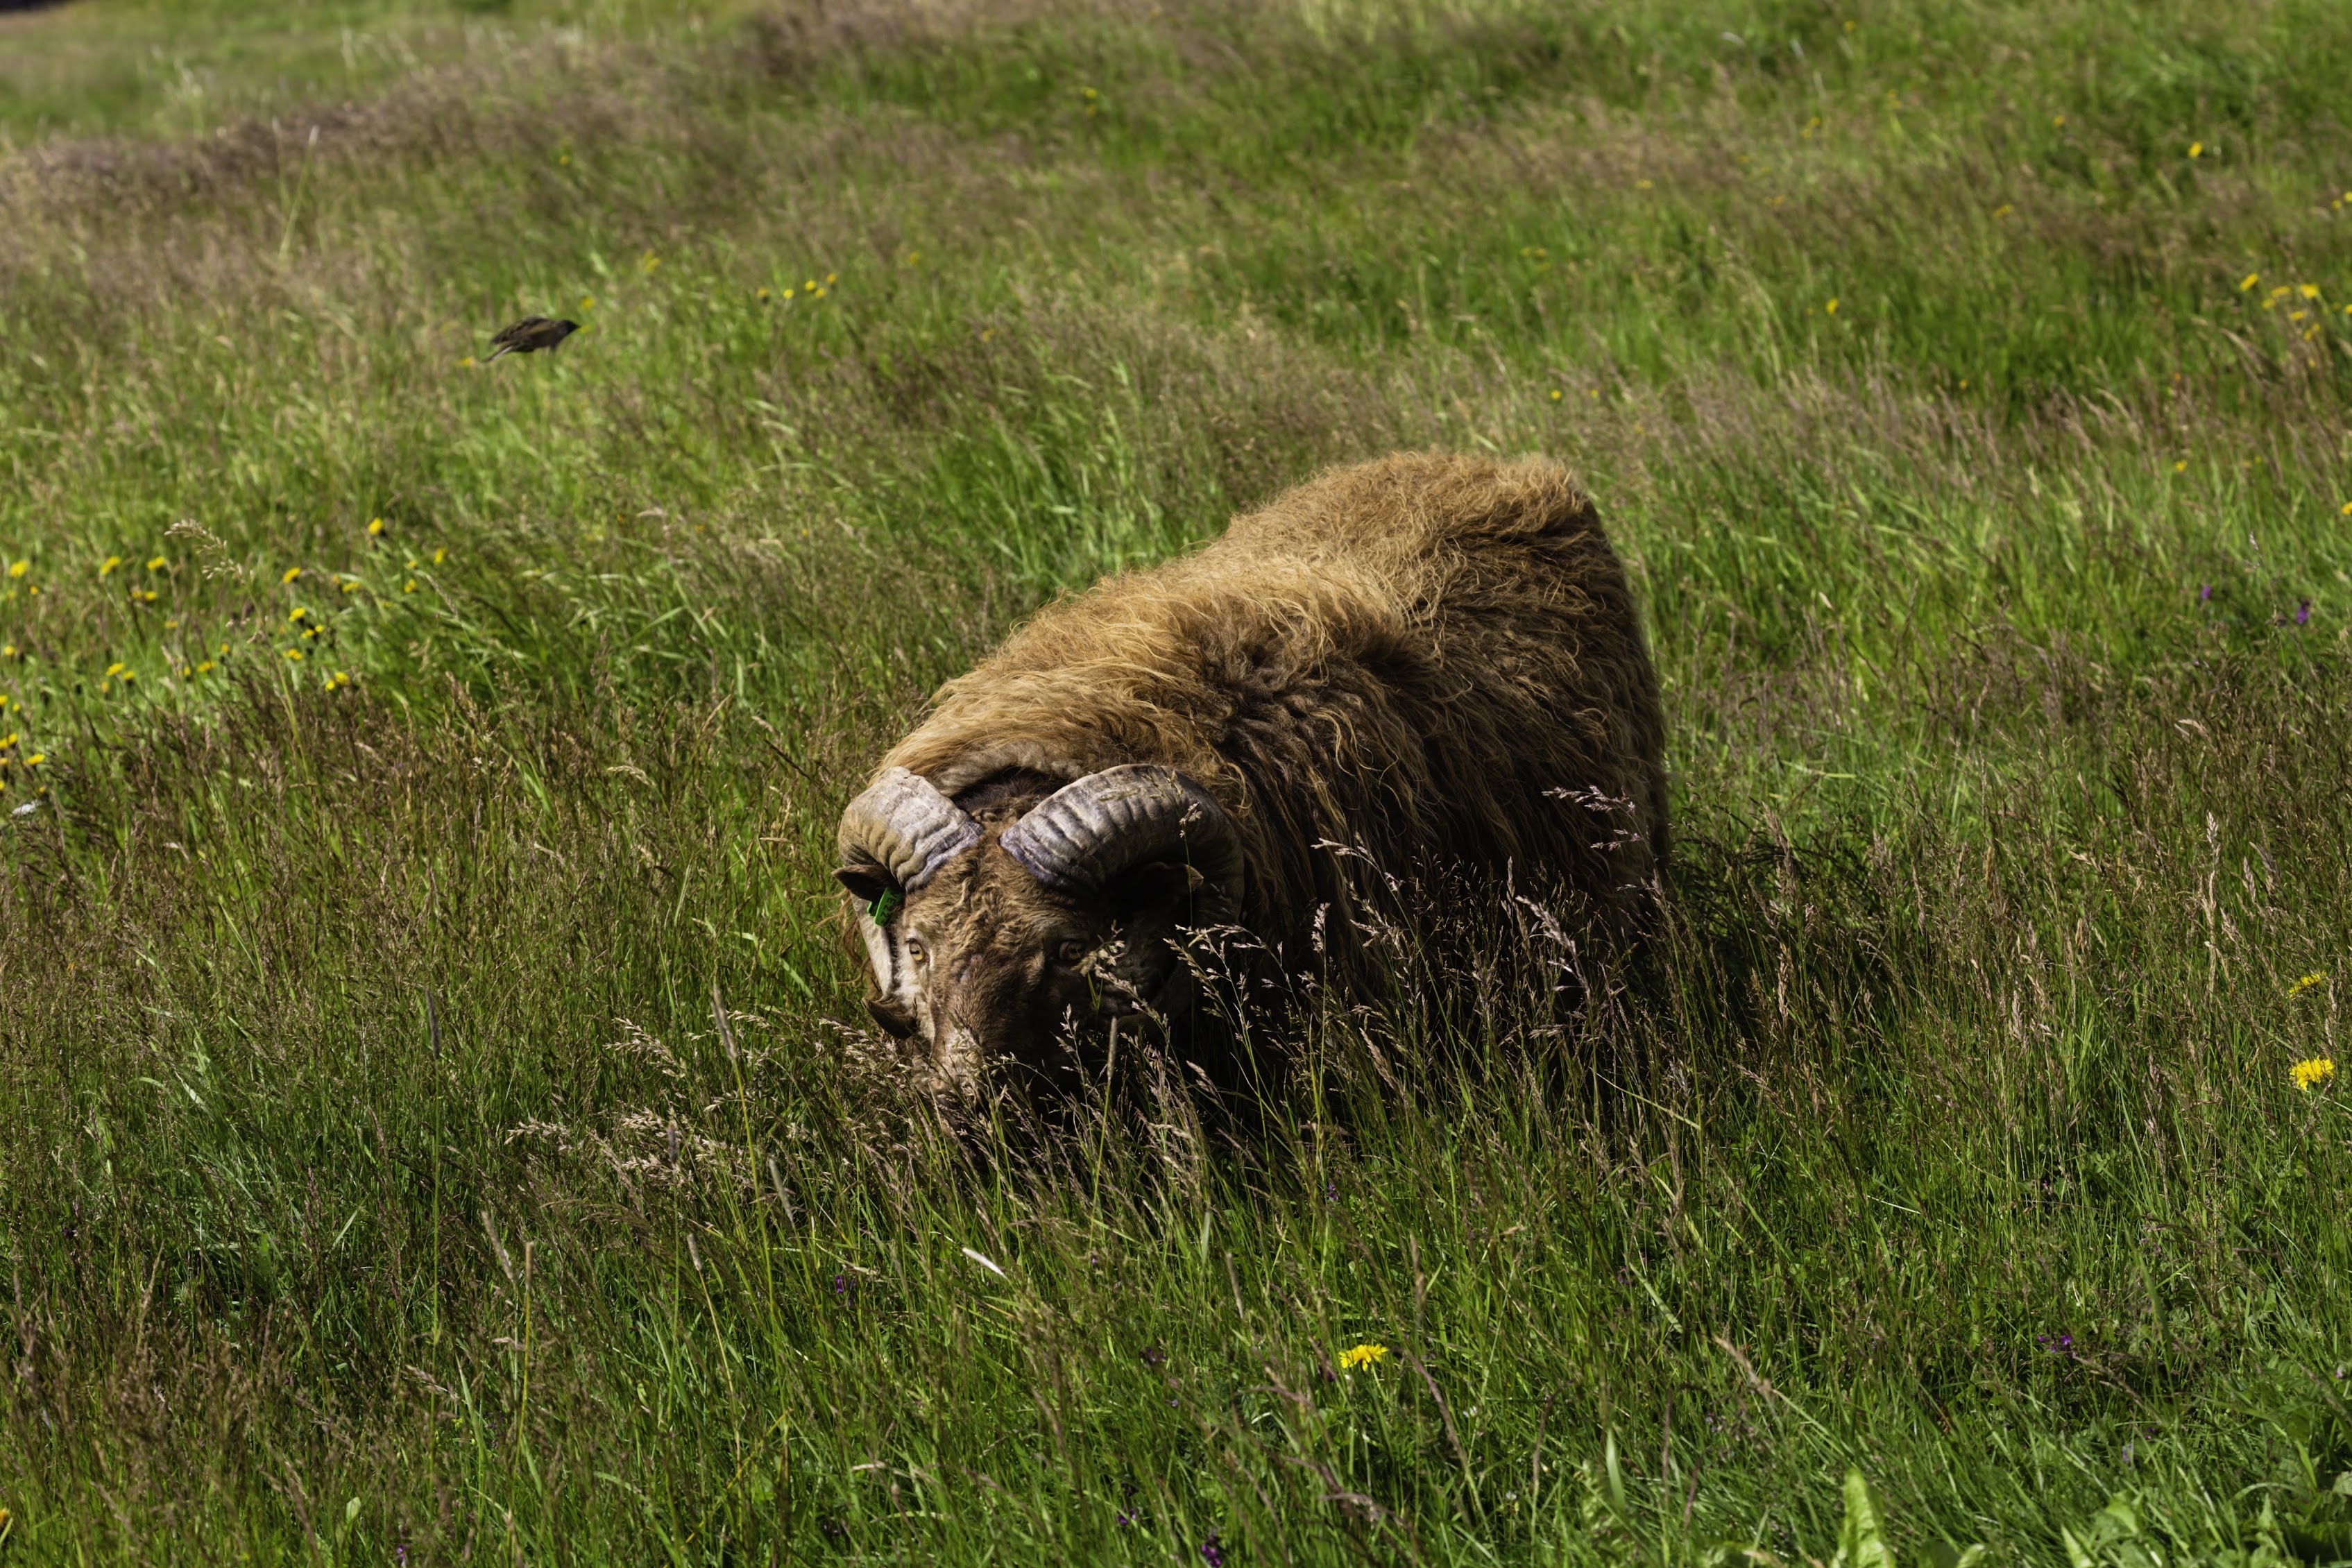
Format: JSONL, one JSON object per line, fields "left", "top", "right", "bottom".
{"left": 3, "top": 0, "right": 2352, "bottom": 1560}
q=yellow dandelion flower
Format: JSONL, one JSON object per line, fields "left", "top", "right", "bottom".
{"left": 404, "top": 580, "right": 418, "bottom": 593}
{"left": 24, "top": 753, "right": 40, "bottom": 767}
{"left": 2292, "top": 1057, "right": 2335, "bottom": 1091}
{"left": 368, "top": 518, "right": 386, "bottom": 536}
{"left": 2052, "top": 114, "right": 2066, "bottom": 127}
{"left": 2288, "top": 971, "right": 2329, "bottom": 997}
{"left": 341, "top": 580, "right": 359, "bottom": 594}
{"left": 1825, "top": 298, "right": 1840, "bottom": 314}
{"left": 289, "top": 607, "right": 310, "bottom": 623}
{"left": 99, "top": 555, "right": 122, "bottom": 576}
{"left": 433, "top": 547, "right": 447, "bottom": 565}
{"left": 6, "top": 561, "right": 24, "bottom": 578}
{"left": 283, "top": 566, "right": 302, "bottom": 583}
{"left": 2188, "top": 142, "right": 2202, "bottom": 158}
{"left": 2301, "top": 284, "right": 2321, "bottom": 299}
{"left": 0, "top": 645, "right": 15, "bottom": 659}
{"left": 1993, "top": 203, "right": 2013, "bottom": 218}
{"left": 459, "top": 355, "right": 477, "bottom": 368}
{"left": 580, "top": 296, "right": 594, "bottom": 309}
{"left": 146, "top": 556, "right": 165, "bottom": 572}
{"left": 105, "top": 663, "right": 125, "bottom": 677}
{"left": 806, "top": 280, "right": 817, "bottom": 291}
{"left": 783, "top": 287, "right": 794, "bottom": 299}
{"left": 2240, "top": 273, "right": 2260, "bottom": 291}
{"left": 285, "top": 648, "right": 305, "bottom": 661}
{"left": 1550, "top": 389, "right": 1563, "bottom": 401}
{"left": 196, "top": 661, "right": 215, "bottom": 674}
{"left": 642, "top": 251, "right": 662, "bottom": 273}
{"left": 826, "top": 272, "right": 837, "bottom": 284}
{"left": 2176, "top": 461, "right": 2189, "bottom": 472}
{"left": 2341, "top": 502, "right": 2352, "bottom": 515}
{"left": 758, "top": 287, "right": 772, "bottom": 301}
{"left": 1338, "top": 1343, "right": 1390, "bottom": 1371}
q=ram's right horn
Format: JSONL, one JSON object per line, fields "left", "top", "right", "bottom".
{"left": 835, "top": 767, "right": 982, "bottom": 893}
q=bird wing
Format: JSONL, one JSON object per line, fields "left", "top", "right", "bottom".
{"left": 489, "top": 316, "right": 551, "bottom": 351}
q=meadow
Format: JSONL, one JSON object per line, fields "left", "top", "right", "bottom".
{"left": 2, "top": 0, "right": 2351, "bottom": 1560}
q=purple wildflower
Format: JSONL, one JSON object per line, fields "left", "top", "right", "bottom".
{"left": 1201, "top": 1529, "right": 1227, "bottom": 1567}
{"left": 833, "top": 1272, "right": 853, "bottom": 1301}
{"left": 2296, "top": 598, "right": 2312, "bottom": 625}
{"left": 1141, "top": 1345, "right": 1166, "bottom": 1367}
{"left": 2199, "top": 583, "right": 2213, "bottom": 603}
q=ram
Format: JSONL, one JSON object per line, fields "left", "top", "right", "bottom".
{"left": 834, "top": 452, "right": 1668, "bottom": 1102}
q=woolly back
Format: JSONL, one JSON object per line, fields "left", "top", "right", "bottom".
{"left": 878, "top": 451, "right": 1668, "bottom": 951}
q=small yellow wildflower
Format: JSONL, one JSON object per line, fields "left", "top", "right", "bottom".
{"left": 2292, "top": 1057, "right": 2335, "bottom": 1091}
{"left": 0, "top": 645, "right": 15, "bottom": 659}
{"left": 2240, "top": 273, "right": 2260, "bottom": 291}
{"left": 282, "top": 566, "right": 302, "bottom": 583}
{"left": 368, "top": 518, "right": 386, "bottom": 536}
{"left": 2176, "top": 461, "right": 2189, "bottom": 472}
{"left": 285, "top": 648, "right": 305, "bottom": 661}
{"left": 105, "top": 663, "right": 125, "bottom": 678}
{"left": 99, "top": 555, "right": 122, "bottom": 576}
{"left": 459, "top": 355, "right": 477, "bottom": 368}
{"left": 580, "top": 296, "right": 594, "bottom": 310}
{"left": 758, "top": 287, "right": 772, "bottom": 301}
{"left": 433, "top": 547, "right": 448, "bottom": 565}
{"left": 2052, "top": 114, "right": 2066, "bottom": 128}
{"left": 289, "top": 607, "right": 311, "bottom": 623}
{"left": 1825, "top": 298, "right": 1840, "bottom": 315}
{"left": 642, "top": 251, "right": 662, "bottom": 273}
{"left": 6, "top": 561, "right": 24, "bottom": 578}
{"left": 783, "top": 287, "right": 794, "bottom": 300}
{"left": 2301, "top": 284, "right": 2321, "bottom": 299}
{"left": 1338, "top": 1343, "right": 1390, "bottom": 1371}
{"left": 2288, "top": 971, "right": 2329, "bottom": 997}
{"left": 24, "top": 753, "right": 40, "bottom": 767}
{"left": 1634, "top": 178, "right": 1655, "bottom": 190}
{"left": 826, "top": 272, "right": 837, "bottom": 284}
{"left": 2188, "top": 142, "right": 2202, "bottom": 158}
{"left": 404, "top": 580, "right": 418, "bottom": 593}
{"left": 1549, "top": 389, "right": 1563, "bottom": 402}
{"left": 341, "top": 580, "right": 359, "bottom": 595}
{"left": 1993, "top": 203, "right": 2013, "bottom": 218}
{"left": 146, "top": 556, "right": 165, "bottom": 572}
{"left": 2341, "top": 502, "right": 2352, "bottom": 515}
{"left": 196, "top": 661, "right": 215, "bottom": 674}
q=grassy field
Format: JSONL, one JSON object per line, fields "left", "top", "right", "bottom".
{"left": 3, "top": 0, "right": 2352, "bottom": 1560}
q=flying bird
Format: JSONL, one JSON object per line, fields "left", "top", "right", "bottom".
{"left": 482, "top": 316, "right": 581, "bottom": 361}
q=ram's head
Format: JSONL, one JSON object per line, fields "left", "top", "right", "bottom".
{"left": 835, "top": 765, "right": 1243, "bottom": 1102}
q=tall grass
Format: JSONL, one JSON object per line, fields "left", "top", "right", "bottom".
{"left": 1, "top": 0, "right": 2350, "bottom": 1561}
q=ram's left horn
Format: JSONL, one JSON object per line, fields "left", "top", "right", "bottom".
{"left": 999, "top": 765, "right": 1243, "bottom": 919}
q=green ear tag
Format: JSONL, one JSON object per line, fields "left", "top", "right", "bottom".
{"left": 869, "top": 889, "right": 902, "bottom": 926}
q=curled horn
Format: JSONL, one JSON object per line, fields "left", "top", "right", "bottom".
{"left": 999, "top": 765, "right": 1243, "bottom": 917}
{"left": 836, "top": 767, "right": 982, "bottom": 892}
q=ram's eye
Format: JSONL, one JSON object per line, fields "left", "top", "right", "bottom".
{"left": 905, "top": 937, "right": 928, "bottom": 964}
{"left": 1055, "top": 939, "right": 1088, "bottom": 963}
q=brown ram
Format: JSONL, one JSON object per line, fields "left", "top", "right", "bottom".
{"left": 834, "top": 452, "right": 1667, "bottom": 1102}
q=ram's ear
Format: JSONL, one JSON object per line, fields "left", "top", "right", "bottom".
{"left": 835, "top": 864, "right": 896, "bottom": 906}
{"left": 864, "top": 997, "right": 917, "bottom": 1038}
{"left": 1109, "top": 860, "right": 1206, "bottom": 917}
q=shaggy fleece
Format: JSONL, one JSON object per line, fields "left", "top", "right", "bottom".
{"left": 876, "top": 450, "right": 1669, "bottom": 960}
